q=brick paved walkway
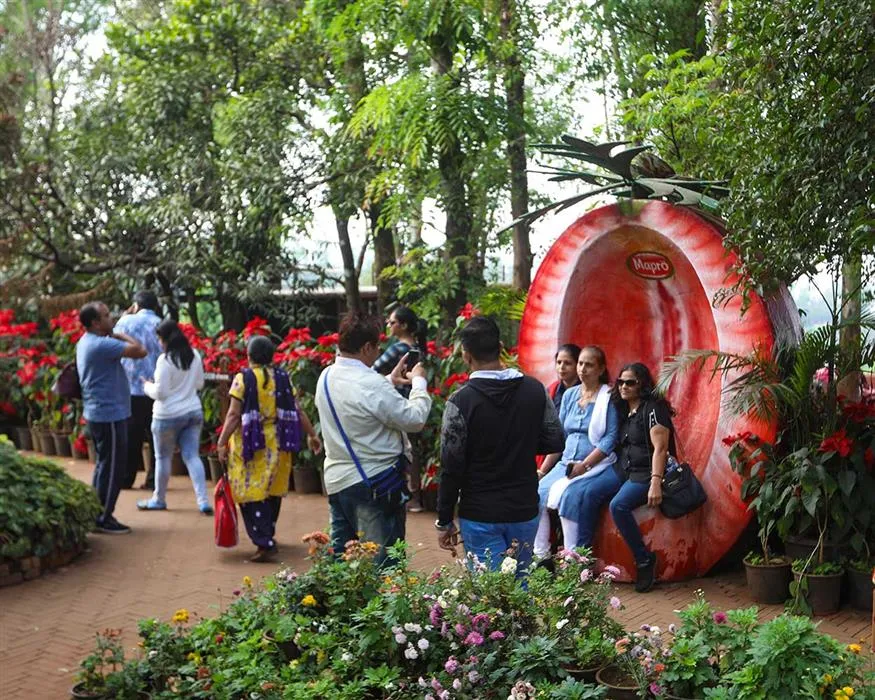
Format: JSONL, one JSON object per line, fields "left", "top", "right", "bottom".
{"left": 1, "top": 454, "right": 870, "bottom": 699}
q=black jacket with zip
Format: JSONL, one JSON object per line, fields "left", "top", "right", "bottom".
{"left": 437, "top": 373, "right": 565, "bottom": 524}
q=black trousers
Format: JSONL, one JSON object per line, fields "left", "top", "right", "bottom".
{"left": 89, "top": 419, "right": 128, "bottom": 523}
{"left": 123, "top": 395, "right": 155, "bottom": 488}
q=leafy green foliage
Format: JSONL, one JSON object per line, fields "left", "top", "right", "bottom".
{"left": 0, "top": 438, "right": 100, "bottom": 559}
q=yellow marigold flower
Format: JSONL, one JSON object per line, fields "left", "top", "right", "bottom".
{"left": 847, "top": 643, "right": 862, "bottom": 654}
{"left": 842, "top": 688, "right": 854, "bottom": 697}
{"left": 824, "top": 674, "right": 833, "bottom": 684}
{"left": 243, "top": 575, "right": 252, "bottom": 588}
{"left": 383, "top": 575, "right": 393, "bottom": 585}
{"left": 408, "top": 576, "right": 418, "bottom": 585}
{"left": 301, "top": 594, "right": 317, "bottom": 607}
{"left": 187, "top": 652, "right": 201, "bottom": 665}
{"left": 171, "top": 609, "right": 189, "bottom": 624}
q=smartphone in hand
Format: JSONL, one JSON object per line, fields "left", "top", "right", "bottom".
{"left": 405, "top": 349, "right": 421, "bottom": 371}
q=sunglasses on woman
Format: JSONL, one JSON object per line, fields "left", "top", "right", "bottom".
{"left": 616, "top": 378, "right": 640, "bottom": 387}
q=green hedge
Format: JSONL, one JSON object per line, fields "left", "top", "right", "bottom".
{"left": 0, "top": 438, "right": 100, "bottom": 560}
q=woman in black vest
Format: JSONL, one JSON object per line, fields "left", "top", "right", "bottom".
{"left": 610, "top": 362, "right": 675, "bottom": 592}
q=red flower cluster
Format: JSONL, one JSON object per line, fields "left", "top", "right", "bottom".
{"left": 0, "top": 309, "right": 38, "bottom": 339}
{"left": 842, "top": 399, "right": 875, "bottom": 423}
{"left": 49, "top": 309, "right": 84, "bottom": 343}
{"left": 72, "top": 434, "right": 88, "bottom": 457}
{"left": 242, "top": 316, "right": 271, "bottom": 339}
{"left": 278, "top": 327, "right": 312, "bottom": 349}
{"left": 426, "top": 340, "right": 453, "bottom": 359}
{"left": 457, "top": 303, "right": 479, "bottom": 320}
{"left": 0, "top": 401, "right": 16, "bottom": 417}
{"left": 721, "top": 431, "right": 758, "bottom": 447}
{"left": 316, "top": 332, "right": 339, "bottom": 347}
{"left": 443, "top": 373, "right": 469, "bottom": 391}
{"left": 819, "top": 428, "right": 853, "bottom": 458}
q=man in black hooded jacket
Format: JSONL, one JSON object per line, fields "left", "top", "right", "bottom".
{"left": 436, "top": 317, "right": 565, "bottom": 573}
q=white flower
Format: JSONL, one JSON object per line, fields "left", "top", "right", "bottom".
{"left": 404, "top": 622, "right": 423, "bottom": 633}
{"left": 500, "top": 557, "right": 518, "bottom": 575}
{"left": 453, "top": 679, "right": 462, "bottom": 690}
{"left": 437, "top": 597, "right": 448, "bottom": 607}
{"left": 556, "top": 618, "right": 569, "bottom": 630}
{"left": 651, "top": 626, "right": 661, "bottom": 635}
{"left": 417, "top": 638, "right": 430, "bottom": 651}
{"left": 395, "top": 632, "right": 408, "bottom": 644}
{"left": 404, "top": 645, "right": 419, "bottom": 660}
{"left": 391, "top": 625, "right": 402, "bottom": 634}
{"left": 449, "top": 588, "right": 460, "bottom": 597}
{"left": 450, "top": 642, "right": 459, "bottom": 650}
{"left": 418, "top": 677, "right": 428, "bottom": 688}
{"left": 341, "top": 652, "right": 353, "bottom": 663}
{"left": 563, "top": 596, "right": 574, "bottom": 607}
{"left": 148, "top": 650, "right": 158, "bottom": 659}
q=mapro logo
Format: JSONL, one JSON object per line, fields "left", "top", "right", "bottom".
{"left": 627, "top": 251, "right": 674, "bottom": 280}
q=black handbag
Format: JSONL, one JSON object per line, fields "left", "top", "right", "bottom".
{"left": 640, "top": 400, "right": 707, "bottom": 519}
{"left": 659, "top": 459, "right": 707, "bottom": 519}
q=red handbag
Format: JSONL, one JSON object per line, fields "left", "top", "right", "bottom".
{"left": 214, "top": 472, "right": 239, "bottom": 548}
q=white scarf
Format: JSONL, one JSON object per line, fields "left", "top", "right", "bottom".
{"left": 546, "top": 383, "right": 616, "bottom": 509}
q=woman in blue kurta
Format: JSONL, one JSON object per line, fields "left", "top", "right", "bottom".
{"left": 533, "top": 346, "right": 619, "bottom": 558}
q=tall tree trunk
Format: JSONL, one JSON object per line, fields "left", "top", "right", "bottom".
{"left": 431, "top": 42, "right": 474, "bottom": 326}
{"left": 185, "top": 287, "right": 201, "bottom": 329}
{"left": 500, "top": 0, "right": 531, "bottom": 291}
{"left": 219, "top": 293, "right": 246, "bottom": 332}
{"left": 333, "top": 207, "right": 363, "bottom": 314}
{"left": 369, "top": 203, "right": 396, "bottom": 312}
{"left": 837, "top": 253, "right": 863, "bottom": 401}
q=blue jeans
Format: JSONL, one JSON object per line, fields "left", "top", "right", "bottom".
{"left": 328, "top": 481, "right": 406, "bottom": 567}
{"left": 458, "top": 515, "right": 540, "bottom": 574}
{"left": 609, "top": 478, "right": 651, "bottom": 565}
{"left": 151, "top": 410, "right": 208, "bottom": 507}
{"left": 567, "top": 467, "right": 651, "bottom": 565}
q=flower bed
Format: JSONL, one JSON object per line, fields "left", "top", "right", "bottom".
{"left": 0, "top": 438, "right": 100, "bottom": 587}
{"left": 74, "top": 537, "right": 874, "bottom": 699}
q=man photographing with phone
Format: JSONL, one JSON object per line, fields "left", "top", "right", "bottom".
{"left": 314, "top": 312, "right": 433, "bottom": 566}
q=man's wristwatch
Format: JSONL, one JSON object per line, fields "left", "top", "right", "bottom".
{"left": 434, "top": 520, "right": 455, "bottom": 531}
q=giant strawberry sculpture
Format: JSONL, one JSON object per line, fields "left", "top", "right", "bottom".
{"left": 516, "top": 139, "right": 800, "bottom": 581}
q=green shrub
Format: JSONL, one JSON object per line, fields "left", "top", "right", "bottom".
{"left": 0, "top": 438, "right": 100, "bottom": 560}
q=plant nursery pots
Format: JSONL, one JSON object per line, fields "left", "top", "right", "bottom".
{"left": 562, "top": 662, "right": 605, "bottom": 685}
{"left": 783, "top": 535, "right": 844, "bottom": 563}
{"left": 744, "top": 557, "right": 792, "bottom": 605}
{"left": 14, "top": 425, "right": 33, "bottom": 451}
{"left": 207, "top": 455, "right": 223, "bottom": 483}
{"left": 596, "top": 665, "right": 639, "bottom": 700}
{"left": 293, "top": 465, "right": 322, "bottom": 494}
{"left": 52, "top": 431, "right": 73, "bottom": 457}
{"left": 38, "top": 429, "right": 57, "bottom": 455}
{"left": 847, "top": 567, "right": 873, "bottom": 612}
{"left": 69, "top": 682, "right": 103, "bottom": 699}
{"left": 793, "top": 569, "right": 845, "bottom": 615}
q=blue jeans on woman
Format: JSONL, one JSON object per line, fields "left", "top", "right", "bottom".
{"left": 568, "top": 467, "right": 652, "bottom": 565}
{"left": 150, "top": 410, "right": 209, "bottom": 509}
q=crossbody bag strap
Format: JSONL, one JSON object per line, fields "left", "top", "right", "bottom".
{"left": 321, "top": 369, "right": 372, "bottom": 488}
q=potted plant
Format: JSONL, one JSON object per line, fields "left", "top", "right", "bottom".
{"left": 791, "top": 558, "right": 844, "bottom": 616}
{"left": 846, "top": 556, "right": 874, "bottom": 612}
{"left": 727, "top": 435, "right": 793, "bottom": 604}
{"left": 562, "top": 626, "right": 616, "bottom": 683}
{"left": 71, "top": 629, "right": 126, "bottom": 698}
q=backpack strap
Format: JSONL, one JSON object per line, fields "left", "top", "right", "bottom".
{"left": 321, "top": 368, "right": 372, "bottom": 488}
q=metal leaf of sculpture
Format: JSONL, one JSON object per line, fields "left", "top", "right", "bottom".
{"left": 498, "top": 136, "right": 729, "bottom": 233}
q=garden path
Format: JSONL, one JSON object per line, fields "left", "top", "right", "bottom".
{"left": 0, "top": 454, "right": 870, "bottom": 699}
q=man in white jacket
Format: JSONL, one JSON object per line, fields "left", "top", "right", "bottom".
{"left": 315, "top": 313, "right": 432, "bottom": 564}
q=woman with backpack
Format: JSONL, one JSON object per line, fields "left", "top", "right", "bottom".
{"left": 216, "top": 335, "right": 322, "bottom": 562}
{"left": 138, "top": 320, "right": 211, "bottom": 514}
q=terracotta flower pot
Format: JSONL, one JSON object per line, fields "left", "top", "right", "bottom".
{"left": 793, "top": 569, "right": 845, "bottom": 615}
{"left": 562, "top": 661, "right": 606, "bottom": 684}
{"left": 744, "top": 557, "right": 791, "bottom": 605}
{"left": 293, "top": 465, "right": 322, "bottom": 494}
{"left": 52, "top": 431, "right": 73, "bottom": 457}
{"left": 596, "top": 665, "right": 640, "bottom": 700}
{"left": 847, "top": 567, "right": 874, "bottom": 611}
{"left": 14, "top": 426, "right": 33, "bottom": 451}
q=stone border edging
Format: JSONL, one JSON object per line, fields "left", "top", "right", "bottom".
{"left": 0, "top": 541, "right": 87, "bottom": 587}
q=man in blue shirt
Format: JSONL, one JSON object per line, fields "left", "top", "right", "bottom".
{"left": 77, "top": 301, "right": 147, "bottom": 534}
{"left": 114, "top": 291, "right": 163, "bottom": 490}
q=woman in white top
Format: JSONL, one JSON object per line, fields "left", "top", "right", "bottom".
{"left": 138, "top": 320, "right": 211, "bottom": 514}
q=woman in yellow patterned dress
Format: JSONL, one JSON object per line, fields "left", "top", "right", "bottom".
{"left": 217, "top": 336, "right": 322, "bottom": 562}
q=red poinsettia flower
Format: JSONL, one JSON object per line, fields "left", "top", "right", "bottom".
{"left": 458, "top": 303, "right": 479, "bottom": 320}
{"left": 242, "top": 316, "right": 271, "bottom": 339}
{"left": 317, "top": 332, "right": 339, "bottom": 347}
{"left": 818, "top": 428, "right": 853, "bottom": 458}
{"left": 842, "top": 399, "right": 875, "bottom": 422}
{"left": 721, "top": 431, "right": 757, "bottom": 446}
{"left": 443, "top": 373, "right": 469, "bottom": 390}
